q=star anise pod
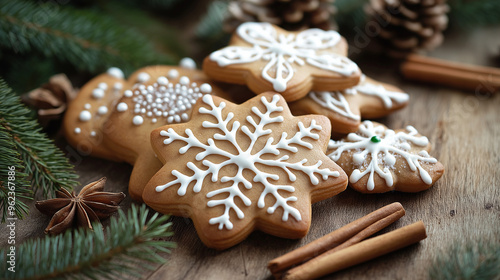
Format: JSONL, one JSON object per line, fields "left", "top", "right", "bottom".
{"left": 35, "top": 177, "right": 126, "bottom": 235}
{"left": 22, "top": 73, "right": 78, "bottom": 128}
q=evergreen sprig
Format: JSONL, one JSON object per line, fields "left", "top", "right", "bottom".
{"left": 429, "top": 238, "right": 500, "bottom": 280}
{"left": 0, "top": 79, "right": 78, "bottom": 209}
{"left": 0, "top": 204, "right": 176, "bottom": 280}
{"left": 99, "top": 1, "right": 187, "bottom": 61}
{"left": 195, "top": 0, "right": 230, "bottom": 53}
{"left": 448, "top": 0, "right": 500, "bottom": 28}
{"left": 0, "top": 0, "right": 174, "bottom": 75}
{"left": 0, "top": 124, "right": 31, "bottom": 222}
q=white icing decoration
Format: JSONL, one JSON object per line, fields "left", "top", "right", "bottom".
{"left": 179, "top": 57, "right": 197, "bottom": 69}
{"left": 79, "top": 110, "right": 91, "bottom": 122}
{"left": 156, "top": 94, "right": 339, "bottom": 230}
{"left": 133, "top": 115, "right": 144, "bottom": 125}
{"left": 179, "top": 76, "right": 190, "bottom": 85}
{"left": 122, "top": 75, "right": 211, "bottom": 125}
{"left": 168, "top": 69, "right": 179, "bottom": 79}
{"left": 92, "top": 88, "right": 105, "bottom": 99}
{"left": 90, "top": 131, "right": 96, "bottom": 137}
{"left": 117, "top": 102, "right": 128, "bottom": 112}
{"left": 137, "top": 72, "right": 150, "bottom": 83}
{"left": 157, "top": 76, "right": 169, "bottom": 85}
{"left": 97, "top": 106, "right": 108, "bottom": 115}
{"left": 107, "top": 67, "right": 124, "bottom": 79}
{"left": 97, "top": 82, "right": 108, "bottom": 90}
{"left": 309, "top": 75, "right": 409, "bottom": 121}
{"left": 327, "top": 121, "right": 437, "bottom": 191}
{"left": 74, "top": 127, "right": 81, "bottom": 134}
{"left": 210, "top": 22, "right": 358, "bottom": 92}
{"left": 84, "top": 103, "right": 91, "bottom": 110}
{"left": 309, "top": 91, "right": 360, "bottom": 120}
{"left": 355, "top": 75, "right": 409, "bottom": 108}
{"left": 113, "top": 82, "right": 122, "bottom": 90}
{"left": 200, "top": 83, "right": 212, "bottom": 94}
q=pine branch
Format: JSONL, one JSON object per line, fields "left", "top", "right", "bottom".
{"left": 429, "top": 238, "right": 500, "bottom": 280}
{"left": 195, "top": 0, "right": 231, "bottom": 53}
{"left": 334, "top": 0, "right": 369, "bottom": 35}
{"left": 0, "top": 124, "right": 31, "bottom": 222}
{"left": 0, "top": 204, "right": 176, "bottom": 279}
{"left": 100, "top": 1, "right": 187, "bottom": 61}
{"left": 0, "top": 51, "right": 62, "bottom": 94}
{"left": 0, "top": 79, "right": 78, "bottom": 200}
{"left": 0, "top": 0, "right": 174, "bottom": 75}
{"left": 448, "top": 0, "right": 500, "bottom": 28}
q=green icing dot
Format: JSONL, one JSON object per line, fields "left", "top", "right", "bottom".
{"left": 370, "top": 136, "right": 381, "bottom": 143}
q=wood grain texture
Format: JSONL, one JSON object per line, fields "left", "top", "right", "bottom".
{"left": 1, "top": 25, "right": 499, "bottom": 280}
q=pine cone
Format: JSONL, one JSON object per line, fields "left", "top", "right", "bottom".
{"left": 224, "top": 0, "right": 337, "bottom": 32}
{"left": 367, "top": 0, "right": 449, "bottom": 57}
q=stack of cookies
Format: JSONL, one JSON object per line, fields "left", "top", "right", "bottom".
{"left": 64, "top": 22, "right": 444, "bottom": 249}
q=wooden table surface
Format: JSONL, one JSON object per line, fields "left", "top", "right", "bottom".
{"left": 2, "top": 25, "right": 500, "bottom": 280}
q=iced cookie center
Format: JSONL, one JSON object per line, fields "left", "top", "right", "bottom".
{"left": 118, "top": 74, "right": 213, "bottom": 125}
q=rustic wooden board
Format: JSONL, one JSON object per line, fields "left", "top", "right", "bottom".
{"left": 2, "top": 25, "right": 499, "bottom": 280}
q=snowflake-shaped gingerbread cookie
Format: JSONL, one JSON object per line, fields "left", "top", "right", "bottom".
{"left": 327, "top": 121, "right": 444, "bottom": 193}
{"left": 290, "top": 75, "right": 409, "bottom": 134}
{"left": 203, "top": 22, "right": 361, "bottom": 102}
{"left": 143, "top": 92, "right": 348, "bottom": 249}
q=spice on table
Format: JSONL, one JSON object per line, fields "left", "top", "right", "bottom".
{"left": 35, "top": 177, "right": 125, "bottom": 235}
{"left": 401, "top": 54, "right": 500, "bottom": 93}
{"left": 283, "top": 221, "right": 427, "bottom": 280}
{"left": 268, "top": 202, "right": 406, "bottom": 278}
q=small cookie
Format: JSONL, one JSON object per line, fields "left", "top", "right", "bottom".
{"left": 289, "top": 75, "right": 409, "bottom": 134}
{"left": 63, "top": 67, "right": 125, "bottom": 161}
{"left": 104, "top": 66, "right": 223, "bottom": 202}
{"left": 203, "top": 22, "right": 361, "bottom": 102}
{"left": 142, "top": 92, "right": 348, "bottom": 249}
{"left": 327, "top": 121, "right": 444, "bottom": 193}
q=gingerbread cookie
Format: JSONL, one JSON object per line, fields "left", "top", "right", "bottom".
{"left": 327, "top": 121, "right": 444, "bottom": 193}
{"left": 63, "top": 67, "right": 126, "bottom": 161}
{"left": 142, "top": 92, "right": 348, "bottom": 249}
{"left": 289, "top": 75, "right": 409, "bottom": 134}
{"left": 203, "top": 22, "right": 361, "bottom": 102}
{"left": 104, "top": 66, "right": 224, "bottom": 202}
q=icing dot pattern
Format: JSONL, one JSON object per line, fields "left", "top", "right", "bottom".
{"left": 179, "top": 57, "right": 197, "bottom": 69}
{"left": 118, "top": 75, "right": 213, "bottom": 126}
{"left": 79, "top": 110, "right": 92, "bottom": 122}
{"left": 75, "top": 67, "right": 124, "bottom": 137}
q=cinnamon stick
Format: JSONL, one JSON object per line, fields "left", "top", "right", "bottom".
{"left": 401, "top": 54, "right": 500, "bottom": 93}
{"left": 268, "top": 202, "right": 405, "bottom": 277}
{"left": 283, "top": 221, "right": 427, "bottom": 280}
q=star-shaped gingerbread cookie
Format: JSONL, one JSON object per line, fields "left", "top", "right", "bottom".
{"left": 203, "top": 22, "right": 361, "bottom": 102}
{"left": 289, "top": 75, "right": 409, "bottom": 134}
{"left": 327, "top": 121, "right": 444, "bottom": 193}
{"left": 142, "top": 92, "right": 348, "bottom": 249}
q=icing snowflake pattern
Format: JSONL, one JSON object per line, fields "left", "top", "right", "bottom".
{"left": 327, "top": 121, "right": 437, "bottom": 191}
{"left": 156, "top": 94, "right": 339, "bottom": 230}
{"left": 210, "top": 22, "right": 358, "bottom": 92}
{"left": 309, "top": 76, "right": 409, "bottom": 121}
